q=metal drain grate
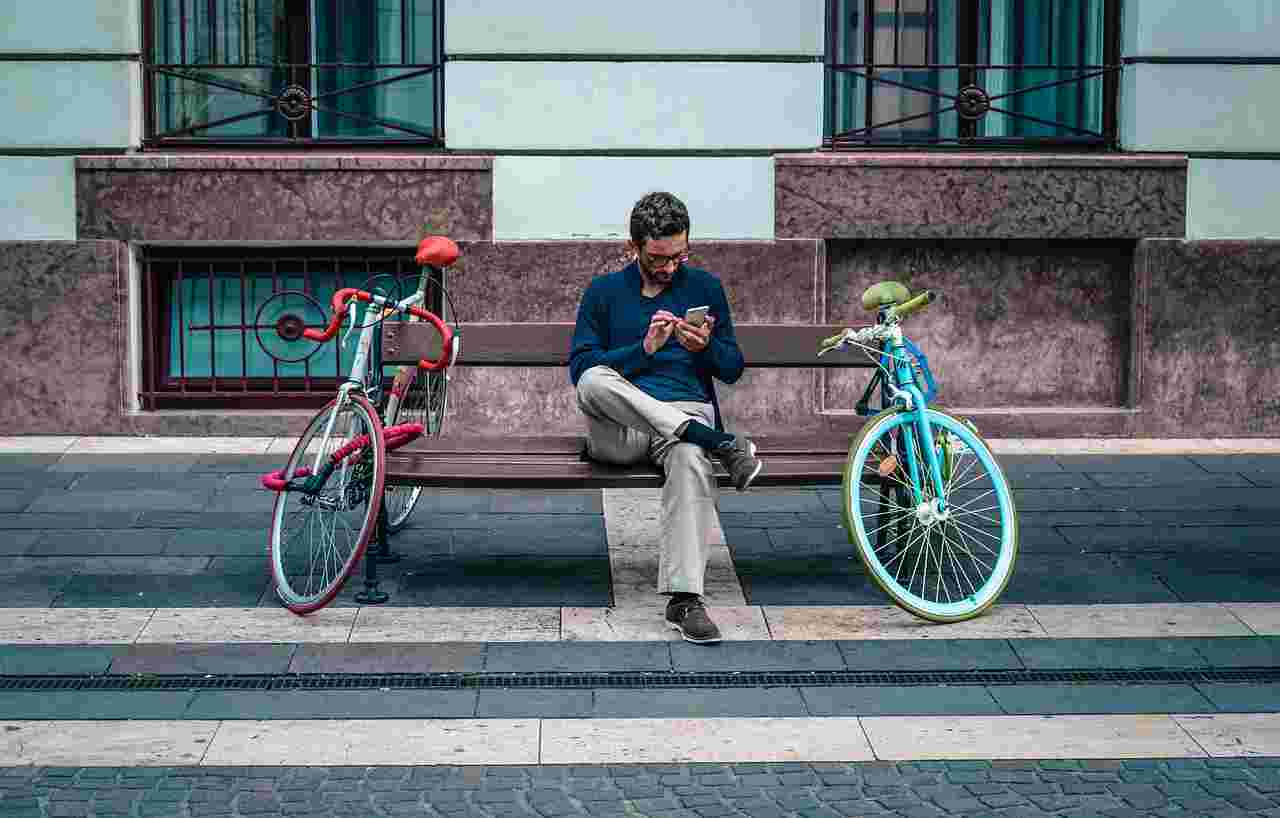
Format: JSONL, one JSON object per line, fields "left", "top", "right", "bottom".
{"left": 0, "top": 667, "right": 1278, "bottom": 691}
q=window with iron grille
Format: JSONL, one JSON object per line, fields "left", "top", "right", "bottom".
{"left": 140, "top": 248, "right": 442, "bottom": 410}
{"left": 144, "top": 0, "right": 442, "bottom": 145}
{"left": 825, "top": 0, "right": 1120, "bottom": 147}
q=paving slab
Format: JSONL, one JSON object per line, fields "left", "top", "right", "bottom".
{"left": 483, "top": 642, "right": 671, "bottom": 673}
{"left": 0, "top": 720, "right": 218, "bottom": 766}
{"left": 735, "top": 557, "right": 886, "bottom": 606}
{"left": 55, "top": 575, "right": 266, "bottom": 608}
{"left": 540, "top": 717, "right": 875, "bottom": 764}
{"left": 1185, "top": 636, "right": 1280, "bottom": 667}
{"left": 590, "top": 688, "right": 810, "bottom": 718}
{"left": 1194, "top": 684, "right": 1280, "bottom": 713}
{"left": 987, "top": 684, "right": 1215, "bottom": 715}
{"left": 203, "top": 719, "right": 540, "bottom": 765}
{"left": 718, "top": 490, "right": 829, "bottom": 514}
{"left": 137, "top": 511, "right": 272, "bottom": 529}
{"left": 394, "top": 556, "right": 610, "bottom": 607}
{"left": 800, "top": 685, "right": 1003, "bottom": 716}
{"left": 1052, "top": 456, "right": 1209, "bottom": 474}
{"left": 1027, "top": 604, "right": 1254, "bottom": 638}
{"left": 28, "top": 530, "right": 176, "bottom": 557}
{"left": 137, "top": 608, "right": 356, "bottom": 643}
{"left": 475, "top": 689, "right": 594, "bottom": 718}
{"left": 183, "top": 689, "right": 479, "bottom": 719}
{"left": 1160, "top": 571, "right": 1280, "bottom": 603}
{"left": 26, "top": 489, "right": 216, "bottom": 514}
{"left": 288, "top": 643, "right": 486, "bottom": 673}
{"left": 999, "top": 560, "right": 1179, "bottom": 604}
{"left": 1173, "top": 713, "right": 1280, "bottom": 757}
{"left": 861, "top": 714, "right": 1205, "bottom": 760}
{"left": 451, "top": 525, "right": 608, "bottom": 557}
{"left": 164, "top": 528, "right": 268, "bottom": 556}
{"left": 349, "top": 607, "right": 560, "bottom": 643}
{"left": 1008, "top": 637, "right": 1208, "bottom": 669}
{"left": 0, "top": 531, "right": 38, "bottom": 555}
{"left": 0, "top": 511, "right": 139, "bottom": 530}
{"left": 0, "top": 690, "right": 196, "bottom": 720}
{"left": 109, "top": 643, "right": 296, "bottom": 675}
{"left": 669, "top": 640, "right": 845, "bottom": 672}
{"left": 836, "top": 638, "right": 1023, "bottom": 670}
{"left": 0, "top": 645, "right": 121, "bottom": 674}
{"left": 764, "top": 605, "right": 1047, "bottom": 641}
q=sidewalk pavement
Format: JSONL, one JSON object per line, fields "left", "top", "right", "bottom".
{"left": 0, "top": 437, "right": 1277, "bottom": 816}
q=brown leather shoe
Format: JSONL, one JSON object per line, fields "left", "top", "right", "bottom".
{"left": 665, "top": 595, "right": 723, "bottom": 644}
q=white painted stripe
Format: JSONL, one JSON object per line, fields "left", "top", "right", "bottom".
{"left": 1174, "top": 713, "right": 1280, "bottom": 757}
{"left": 861, "top": 714, "right": 1207, "bottom": 760}
{"left": 1, "top": 604, "right": 1275, "bottom": 644}
{"left": 137, "top": 608, "right": 357, "bottom": 644}
{"left": 10, "top": 715, "right": 1280, "bottom": 766}
{"left": 0, "top": 720, "right": 219, "bottom": 766}
{"left": 1026, "top": 604, "right": 1255, "bottom": 639}
{"left": 203, "top": 719, "right": 540, "bottom": 766}
{"left": 540, "top": 717, "right": 876, "bottom": 764}
{"left": 764, "top": 605, "right": 1049, "bottom": 640}
{"left": 1225, "top": 603, "right": 1280, "bottom": 636}
{"left": 3, "top": 436, "right": 1276, "bottom": 455}
{"left": 350, "top": 607, "right": 562, "bottom": 643}
{"left": 0, "top": 609, "right": 155, "bottom": 644}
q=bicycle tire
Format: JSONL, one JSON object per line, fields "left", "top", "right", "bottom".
{"left": 381, "top": 364, "right": 448, "bottom": 533}
{"left": 842, "top": 406, "right": 1018, "bottom": 623}
{"left": 269, "top": 393, "right": 386, "bottom": 614}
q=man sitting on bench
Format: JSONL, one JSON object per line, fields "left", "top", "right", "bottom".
{"left": 569, "top": 191, "right": 763, "bottom": 645}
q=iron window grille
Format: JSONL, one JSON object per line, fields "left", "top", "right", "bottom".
{"left": 825, "top": 0, "right": 1121, "bottom": 148}
{"left": 139, "top": 247, "right": 442, "bottom": 410}
{"left": 143, "top": 0, "right": 443, "bottom": 146}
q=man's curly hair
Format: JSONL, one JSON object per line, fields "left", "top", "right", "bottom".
{"left": 629, "top": 192, "right": 691, "bottom": 247}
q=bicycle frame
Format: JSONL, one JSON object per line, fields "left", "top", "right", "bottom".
{"left": 307, "top": 287, "right": 429, "bottom": 481}
{"left": 881, "top": 324, "right": 949, "bottom": 513}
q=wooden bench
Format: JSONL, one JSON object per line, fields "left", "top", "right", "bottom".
{"left": 351, "top": 321, "right": 874, "bottom": 602}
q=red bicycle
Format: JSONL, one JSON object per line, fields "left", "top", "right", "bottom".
{"left": 257, "top": 236, "right": 460, "bottom": 613}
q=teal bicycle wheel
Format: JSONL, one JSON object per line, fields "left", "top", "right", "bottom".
{"left": 842, "top": 407, "right": 1018, "bottom": 622}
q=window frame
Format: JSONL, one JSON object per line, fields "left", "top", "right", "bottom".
{"left": 823, "top": 0, "right": 1122, "bottom": 149}
{"left": 138, "top": 246, "right": 442, "bottom": 411}
{"left": 140, "top": 0, "right": 445, "bottom": 148}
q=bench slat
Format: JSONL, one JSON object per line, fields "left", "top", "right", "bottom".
{"left": 383, "top": 322, "right": 873, "bottom": 368}
{"left": 384, "top": 435, "right": 851, "bottom": 488}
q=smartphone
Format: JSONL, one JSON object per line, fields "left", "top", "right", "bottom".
{"left": 684, "top": 305, "right": 710, "bottom": 327}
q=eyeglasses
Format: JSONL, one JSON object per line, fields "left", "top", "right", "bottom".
{"left": 643, "top": 249, "right": 690, "bottom": 269}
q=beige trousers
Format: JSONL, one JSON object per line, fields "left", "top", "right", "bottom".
{"left": 575, "top": 365, "right": 719, "bottom": 596}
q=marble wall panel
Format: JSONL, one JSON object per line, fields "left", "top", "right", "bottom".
{"left": 0, "top": 241, "right": 128, "bottom": 434}
{"left": 776, "top": 154, "right": 1187, "bottom": 240}
{"left": 447, "top": 239, "right": 820, "bottom": 324}
{"left": 76, "top": 157, "right": 493, "bottom": 243}
{"left": 1134, "top": 239, "right": 1280, "bottom": 436}
{"left": 823, "top": 240, "right": 1134, "bottom": 413}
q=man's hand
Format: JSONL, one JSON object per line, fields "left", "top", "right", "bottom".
{"left": 674, "top": 314, "right": 714, "bottom": 353}
{"left": 644, "top": 310, "right": 678, "bottom": 355}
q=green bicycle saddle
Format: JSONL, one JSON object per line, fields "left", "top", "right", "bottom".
{"left": 861, "top": 281, "right": 912, "bottom": 312}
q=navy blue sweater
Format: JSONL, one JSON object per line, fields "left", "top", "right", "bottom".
{"left": 568, "top": 262, "right": 745, "bottom": 431}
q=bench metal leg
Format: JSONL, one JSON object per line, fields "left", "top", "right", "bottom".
{"left": 355, "top": 503, "right": 391, "bottom": 605}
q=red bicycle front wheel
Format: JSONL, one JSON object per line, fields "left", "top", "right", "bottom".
{"left": 268, "top": 393, "right": 386, "bottom": 614}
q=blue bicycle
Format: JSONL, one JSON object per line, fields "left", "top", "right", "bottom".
{"left": 819, "top": 282, "right": 1019, "bottom": 622}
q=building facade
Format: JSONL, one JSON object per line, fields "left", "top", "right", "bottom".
{"left": 1, "top": 0, "right": 1277, "bottom": 438}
